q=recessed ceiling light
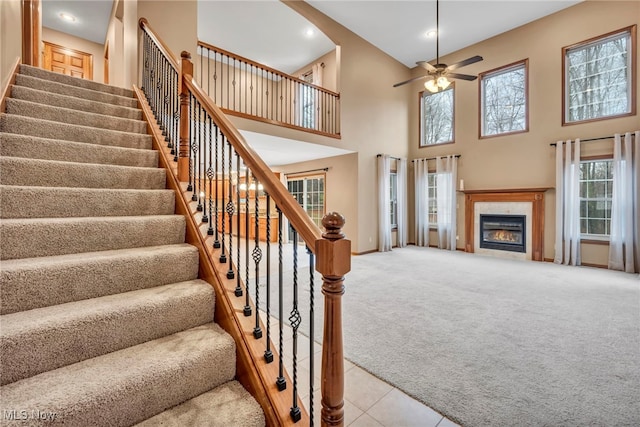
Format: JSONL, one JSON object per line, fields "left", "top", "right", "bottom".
{"left": 305, "top": 28, "right": 315, "bottom": 37}
{"left": 59, "top": 12, "right": 76, "bottom": 23}
{"left": 426, "top": 30, "right": 437, "bottom": 38}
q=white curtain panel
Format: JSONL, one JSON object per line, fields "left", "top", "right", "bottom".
{"left": 377, "top": 155, "right": 392, "bottom": 251}
{"left": 609, "top": 131, "right": 639, "bottom": 273}
{"left": 397, "top": 158, "right": 408, "bottom": 247}
{"left": 414, "top": 158, "right": 430, "bottom": 247}
{"left": 554, "top": 139, "right": 581, "bottom": 265}
{"left": 436, "top": 155, "right": 458, "bottom": 251}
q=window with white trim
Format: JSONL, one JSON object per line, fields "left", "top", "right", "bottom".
{"left": 390, "top": 172, "right": 398, "bottom": 229}
{"left": 427, "top": 173, "right": 438, "bottom": 226}
{"left": 420, "top": 86, "right": 454, "bottom": 146}
{"left": 579, "top": 159, "right": 613, "bottom": 238}
{"left": 480, "top": 60, "right": 528, "bottom": 137}
{"left": 299, "top": 71, "right": 315, "bottom": 129}
{"left": 564, "top": 27, "right": 635, "bottom": 124}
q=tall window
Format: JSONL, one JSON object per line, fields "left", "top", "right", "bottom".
{"left": 390, "top": 172, "right": 398, "bottom": 228}
{"left": 579, "top": 159, "right": 613, "bottom": 238}
{"left": 427, "top": 173, "right": 438, "bottom": 226}
{"left": 287, "top": 174, "right": 325, "bottom": 230}
{"left": 480, "top": 60, "right": 528, "bottom": 137}
{"left": 420, "top": 86, "right": 454, "bottom": 146}
{"left": 299, "top": 71, "right": 315, "bottom": 129}
{"left": 563, "top": 26, "right": 636, "bottom": 124}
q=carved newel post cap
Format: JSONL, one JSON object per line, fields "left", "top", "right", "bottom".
{"left": 322, "top": 212, "right": 345, "bottom": 240}
{"left": 181, "top": 51, "right": 191, "bottom": 60}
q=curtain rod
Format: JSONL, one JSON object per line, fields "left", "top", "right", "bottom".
{"left": 284, "top": 167, "right": 329, "bottom": 176}
{"left": 550, "top": 133, "right": 637, "bottom": 146}
{"left": 411, "top": 154, "right": 461, "bottom": 162}
{"left": 376, "top": 154, "right": 402, "bottom": 160}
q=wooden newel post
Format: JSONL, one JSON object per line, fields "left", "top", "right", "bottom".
{"left": 178, "top": 51, "right": 193, "bottom": 183}
{"left": 316, "top": 212, "right": 350, "bottom": 427}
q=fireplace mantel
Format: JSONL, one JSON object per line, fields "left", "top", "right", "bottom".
{"left": 464, "top": 188, "right": 551, "bottom": 261}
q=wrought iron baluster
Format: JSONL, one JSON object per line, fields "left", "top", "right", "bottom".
{"left": 252, "top": 174, "right": 263, "bottom": 340}
{"left": 243, "top": 173, "right": 251, "bottom": 317}
{"left": 308, "top": 245, "right": 316, "bottom": 425}
{"left": 195, "top": 100, "right": 203, "bottom": 207}
{"left": 226, "top": 142, "right": 235, "bottom": 278}
{"left": 213, "top": 124, "right": 221, "bottom": 248}
{"left": 207, "top": 117, "right": 214, "bottom": 235}
{"left": 276, "top": 207, "right": 286, "bottom": 391}
{"left": 289, "top": 229, "right": 302, "bottom": 422}
{"left": 219, "top": 133, "right": 227, "bottom": 264}
{"left": 201, "top": 105, "right": 208, "bottom": 224}
{"left": 264, "top": 193, "right": 273, "bottom": 363}
{"left": 187, "top": 93, "right": 194, "bottom": 193}
{"left": 234, "top": 153, "right": 242, "bottom": 297}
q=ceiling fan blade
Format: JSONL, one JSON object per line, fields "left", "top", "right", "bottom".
{"left": 447, "top": 55, "right": 483, "bottom": 71}
{"left": 447, "top": 72, "right": 478, "bottom": 81}
{"left": 393, "top": 75, "right": 428, "bottom": 88}
{"left": 416, "top": 61, "right": 437, "bottom": 72}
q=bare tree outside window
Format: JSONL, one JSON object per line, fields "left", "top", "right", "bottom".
{"left": 481, "top": 60, "right": 527, "bottom": 136}
{"left": 564, "top": 27, "right": 634, "bottom": 123}
{"left": 300, "top": 71, "right": 315, "bottom": 129}
{"left": 579, "top": 160, "right": 613, "bottom": 237}
{"left": 421, "top": 86, "right": 454, "bottom": 146}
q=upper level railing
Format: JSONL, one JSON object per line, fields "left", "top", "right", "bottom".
{"left": 139, "top": 18, "right": 348, "bottom": 427}
{"left": 197, "top": 41, "right": 341, "bottom": 139}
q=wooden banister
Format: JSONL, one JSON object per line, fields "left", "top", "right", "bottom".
{"left": 198, "top": 40, "right": 340, "bottom": 97}
{"left": 139, "top": 18, "right": 180, "bottom": 71}
{"left": 181, "top": 56, "right": 322, "bottom": 250}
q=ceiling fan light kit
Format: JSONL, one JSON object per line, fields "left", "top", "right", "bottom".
{"left": 393, "top": 0, "right": 483, "bottom": 91}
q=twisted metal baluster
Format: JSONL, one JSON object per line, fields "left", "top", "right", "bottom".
{"left": 234, "top": 153, "right": 243, "bottom": 297}
{"left": 201, "top": 107, "right": 209, "bottom": 224}
{"left": 308, "top": 245, "right": 316, "bottom": 425}
{"left": 213, "top": 124, "right": 221, "bottom": 248}
{"left": 275, "top": 207, "right": 286, "bottom": 391}
{"left": 207, "top": 117, "right": 214, "bottom": 235}
{"left": 243, "top": 171, "right": 251, "bottom": 317}
{"left": 226, "top": 142, "right": 235, "bottom": 279}
{"left": 264, "top": 193, "right": 273, "bottom": 363}
{"left": 252, "top": 174, "right": 263, "bottom": 339}
{"left": 195, "top": 100, "right": 203, "bottom": 209}
{"left": 187, "top": 94, "right": 194, "bottom": 193}
{"left": 289, "top": 230, "right": 302, "bottom": 422}
{"left": 219, "top": 133, "right": 227, "bottom": 264}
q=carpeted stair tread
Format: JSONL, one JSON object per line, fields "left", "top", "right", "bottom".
{"left": 0, "top": 215, "right": 186, "bottom": 260}
{"left": 1, "top": 280, "right": 215, "bottom": 385}
{"left": 9, "top": 85, "right": 142, "bottom": 120}
{"left": 14, "top": 74, "right": 138, "bottom": 108}
{"left": 0, "top": 186, "right": 175, "bottom": 218}
{"left": 0, "top": 133, "right": 158, "bottom": 167}
{"left": 135, "top": 380, "right": 266, "bottom": 427}
{"left": 5, "top": 98, "right": 148, "bottom": 134}
{"left": 0, "top": 157, "right": 165, "bottom": 189}
{"left": 19, "top": 64, "right": 134, "bottom": 98}
{"left": 0, "top": 244, "right": 200, "bottom": 315}
{"left": 0, "top": 114, "right": 151, "bottom": 149}
{"left": 0, "top": 323, "right": 236, "bottom": 427}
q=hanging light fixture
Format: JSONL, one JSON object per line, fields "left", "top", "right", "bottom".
{"left": 424, "top": 0, "right": 451, "bottom": 93}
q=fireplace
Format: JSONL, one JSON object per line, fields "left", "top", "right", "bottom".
{"left": 479, "top": 214, "right": 526, "bottom": 253}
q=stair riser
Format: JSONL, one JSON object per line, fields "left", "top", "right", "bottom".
{"left": 6, "top": 99, "right": 148, "bottom": 134}
{"left": 0, "top": 187, "right": 175, "bottom": 219}
{"left": 1, "top": 281, "right": 216, "bottom": 385}
{"left": 0, "top": 216, "right": 186, "bottom": 260}
{"left": 15, "top": 74, "right": 137, "bottom": 108}
{"left": 0, "top": 244, "right": 198, "bottom": 314}
{"left": 1, "top": 245, "right": 199, "bottom": 315}
{"left": 10, "top": 86, "right": 142, "bottom": 121}
{"left": 0, "top": 115, "right": 151, "bottom": 150}
{"left": 0, "top": 134, "right": 158, "bottom": 167}
{"left": 0, "top": 325, "right": 236, "bottom": 427}
{"left": 0, "top": 157, "right": 166, "bottom": 190}
{"left": 20, "top": 64, "right": 134, "bottom": 98}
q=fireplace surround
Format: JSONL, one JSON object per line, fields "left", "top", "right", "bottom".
{"left": 463, "top": 188, "right": 549, "bottom": 261}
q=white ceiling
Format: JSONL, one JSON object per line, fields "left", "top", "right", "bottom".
{"left": 39, "top": 0, "right": 584, "bottom": 166}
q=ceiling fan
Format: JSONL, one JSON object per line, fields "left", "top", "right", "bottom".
{"left": 393, "top": 0, "right": 483, "bottom": 91}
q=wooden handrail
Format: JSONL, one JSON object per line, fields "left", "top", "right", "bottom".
{"left": 198, "top": 40, "right": 339, "bottom": 97}
{"left": 181, "top": 57, "right": 322, "bottom": 251}
{"left": 139, "top": 18, "right": 180, "bottom": 71}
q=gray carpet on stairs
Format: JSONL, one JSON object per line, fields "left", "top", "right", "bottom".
{"left": 0, "top": 65, "right": 264, "bottom": 426}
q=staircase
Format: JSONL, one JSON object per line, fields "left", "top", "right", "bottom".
{"left": 0, "top": 65, "right": 265, "bottom": 427}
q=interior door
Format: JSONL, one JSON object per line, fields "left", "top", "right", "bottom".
{"left": 43, "top": 41, "right": 93, "bottom": 80}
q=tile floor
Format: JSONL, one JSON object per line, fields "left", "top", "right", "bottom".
{"left": 269, "top": 314, "right": 460, "bottom": 427}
